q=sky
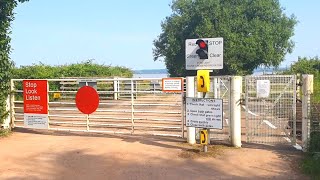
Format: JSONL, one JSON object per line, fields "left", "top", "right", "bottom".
{"left": 10, "top": 0, "right": 320, "bottom": 70}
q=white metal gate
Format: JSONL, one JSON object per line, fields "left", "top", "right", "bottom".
{"left": 11, "top": 78, "right": 184, "bottom": 137}
{"left": 245, "top": 75, "right": 297, "bottom": 144}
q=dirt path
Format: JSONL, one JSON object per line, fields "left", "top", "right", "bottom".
{"left": 0, "top": 129, "right": 308, "bottom": 180}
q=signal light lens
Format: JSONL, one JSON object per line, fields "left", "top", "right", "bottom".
{"left": 196, "top": 39, "right": 208, "bottom": 59}
{"left": 199, "top": 41, "right": 207, "bottom": 49}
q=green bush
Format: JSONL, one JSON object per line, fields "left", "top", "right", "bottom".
{"left": 308, "top": 131, "right": 320, "bottom": 153}
{"left": 10, "top": 60, "right": 133, "bottom": 101}
{"left": 12, "top": 60, "right": 133, "bottom": 79}
{"left": 302, "top": 153, "right": 320, "bottom": 179}
{"left": 284, "top": 56, "right": 320, "bottom": 102}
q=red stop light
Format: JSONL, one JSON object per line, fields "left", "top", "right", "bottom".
{"left": 196, "top": 39, "right": 208, "bottom": 59}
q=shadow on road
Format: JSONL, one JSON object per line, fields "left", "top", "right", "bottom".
{"left": 12, "top": 127, "right": 187, "bottom": 150}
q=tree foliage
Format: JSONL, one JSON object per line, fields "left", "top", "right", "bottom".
{"left": 289, "top": 56, "right": 320, "bottom": 77}
{"left": 285, "top": 56, "right": 320, "bottom": 102}
{"left": 0, "top": 0, "right": 28, "bottom": 125}
{"left": 153, "top": 0, "right": 297, "bottom": 77}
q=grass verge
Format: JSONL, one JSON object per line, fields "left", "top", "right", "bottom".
{"left": 301, "top": 153, "right": 320, "bottom": 179}
{"left": 0, "top": 129, "right": 11, "bottom": 137}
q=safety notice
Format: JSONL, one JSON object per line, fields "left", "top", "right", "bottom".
{"left": 162, "top": 78, "right": 183, "bottom": 92}
{"left": 23, "top": 80, "right": 48, "bottom": 129}
{"left": 186, "top": 98, "right": 223, "bottom": 129}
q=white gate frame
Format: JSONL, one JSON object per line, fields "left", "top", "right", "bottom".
{"left": 9, "top": 78, "right": 185, "bottom": 137}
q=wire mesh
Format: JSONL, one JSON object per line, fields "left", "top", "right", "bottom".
{"left": 245, "top": 75, "right": 296, "bottom": 144}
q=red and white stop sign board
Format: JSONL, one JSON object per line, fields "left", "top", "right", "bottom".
{"left": 23, "top": 80, "right": 49, "bottom": 129}
{"left": 75, "top": 86, "right": 99, "bottom": 114}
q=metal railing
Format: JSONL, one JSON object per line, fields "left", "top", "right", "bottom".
{"left": 11, "top": 78, "right": 185, "bottom": 137}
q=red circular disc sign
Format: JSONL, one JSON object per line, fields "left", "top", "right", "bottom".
{"left": 75, "top": 86, "right": 99, "bottom": 114}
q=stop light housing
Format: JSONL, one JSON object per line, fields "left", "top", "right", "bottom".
{"left": 196, "top": 39, "right": 208, "bottom": 59}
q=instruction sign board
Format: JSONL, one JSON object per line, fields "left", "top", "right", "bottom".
{"left": 23, "top": 80, "right": 49, "bottom": 129}
{"left": 256, "top": 80, "right": 270, "bottom": 98}
{"left": 162, "top": 78, "right": 183, "bottom": 92}
{"left": 185, "top": 38, "right": 223, "bottom": 70}
{"left": 186, "top": 98, "right": 223, "bottom": 129}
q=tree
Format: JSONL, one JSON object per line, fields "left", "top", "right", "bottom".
{"left": 153, "top": 0, "right": 297, "bottom": 77}
{"left": 290, "top": 56, "right": 320, "bottom": 77}
{"left": 286, "top": 56, "right": 320, "bottom": 102}
{"left": 0, "top": 0, "right": 28, "bottom": 126}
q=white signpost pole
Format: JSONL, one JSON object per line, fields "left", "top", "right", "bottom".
{"left": 186, "top": 77, "right": 196, "bottom": 144}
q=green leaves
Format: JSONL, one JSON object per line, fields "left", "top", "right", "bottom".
{"left": 12, "top": 61, "right": 133, "bottom": 79}
{"left": 0, "top": 0, "right": 28, "bottom": 125}
{"left": 153, "top": 0, "right": 297, "bottom": 77}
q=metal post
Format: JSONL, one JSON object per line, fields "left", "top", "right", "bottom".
{"left": 47, "top": 81, "right": 50, "bottom": 129}
{"left": 181, "top": 91, "right": 185, "bottom": 138}
{"left": 230, "top": 76, "right": 242, "bottom": 147}
{"left": 131, "top": 80, "right": 135, "bottom": 134}
{"left": 203, "top": 144, "right": 208, "bottom": 152}
{"left": 117, "top": 79, "right": 121, "bottom": 99}
{"left": 86, "top": 114, "right": 89, "bottom": 131}
{"left": 302, "top": 74, "right": 314, "bottom": 152}
{"left": 113, "top": 78, "right": 118, "bottom": 100}
{"left": 10, "top": 79, "right": 15, "bottom": 129}
{"left": 213, "top": 77, "right": 219, "bottom": 98}
{"left": 186, "top": 76, "right": 196, "bottom": 144}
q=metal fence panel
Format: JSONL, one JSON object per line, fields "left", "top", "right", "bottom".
{"left": 245, "top": 75, "right": 297, "bottom": 144}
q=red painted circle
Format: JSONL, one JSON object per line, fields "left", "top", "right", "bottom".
{"left": 75, "top": 86, "right": 99, "bottom": 114}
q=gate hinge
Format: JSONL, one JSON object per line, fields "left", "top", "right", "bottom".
{"left": 239, "top": 98, "right": 245, "bottom": 105}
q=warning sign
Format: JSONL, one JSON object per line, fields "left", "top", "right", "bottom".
{"left": 23, "top": 80, "right": 48, "bottom": 129}
{"left": 162, "top": 78, "right": 183, "bottom": 92}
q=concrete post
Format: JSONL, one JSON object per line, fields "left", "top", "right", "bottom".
{"left": 230, "top": 76, "right": 242, "bottom": 147}
{"left": 186, "top": 76, "right": 196, "bottom": 144}
{"left": 302, "top": 74, "right": 314, "bottom": 152}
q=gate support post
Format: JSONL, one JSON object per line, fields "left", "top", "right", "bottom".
{"left": 230, "top": 76, "right": 242, "bottom": 148}
{"left": 302, "top": 74, "right": 313, "bottom": 152}
{"left": 186, "top": 76, "right": 196, "bottom": 144}
{"left": 10, "top": 79, "right": 15, "bottom": 129}
{"left": 113, "top": 78, "right": 118, "bottom": 100}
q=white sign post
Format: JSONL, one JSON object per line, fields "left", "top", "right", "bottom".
{"left": 185, "top": 38, "right": 223, "bottom": 70}
{"left": 186, "top": 98, "right": 223, "bottom": 129}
